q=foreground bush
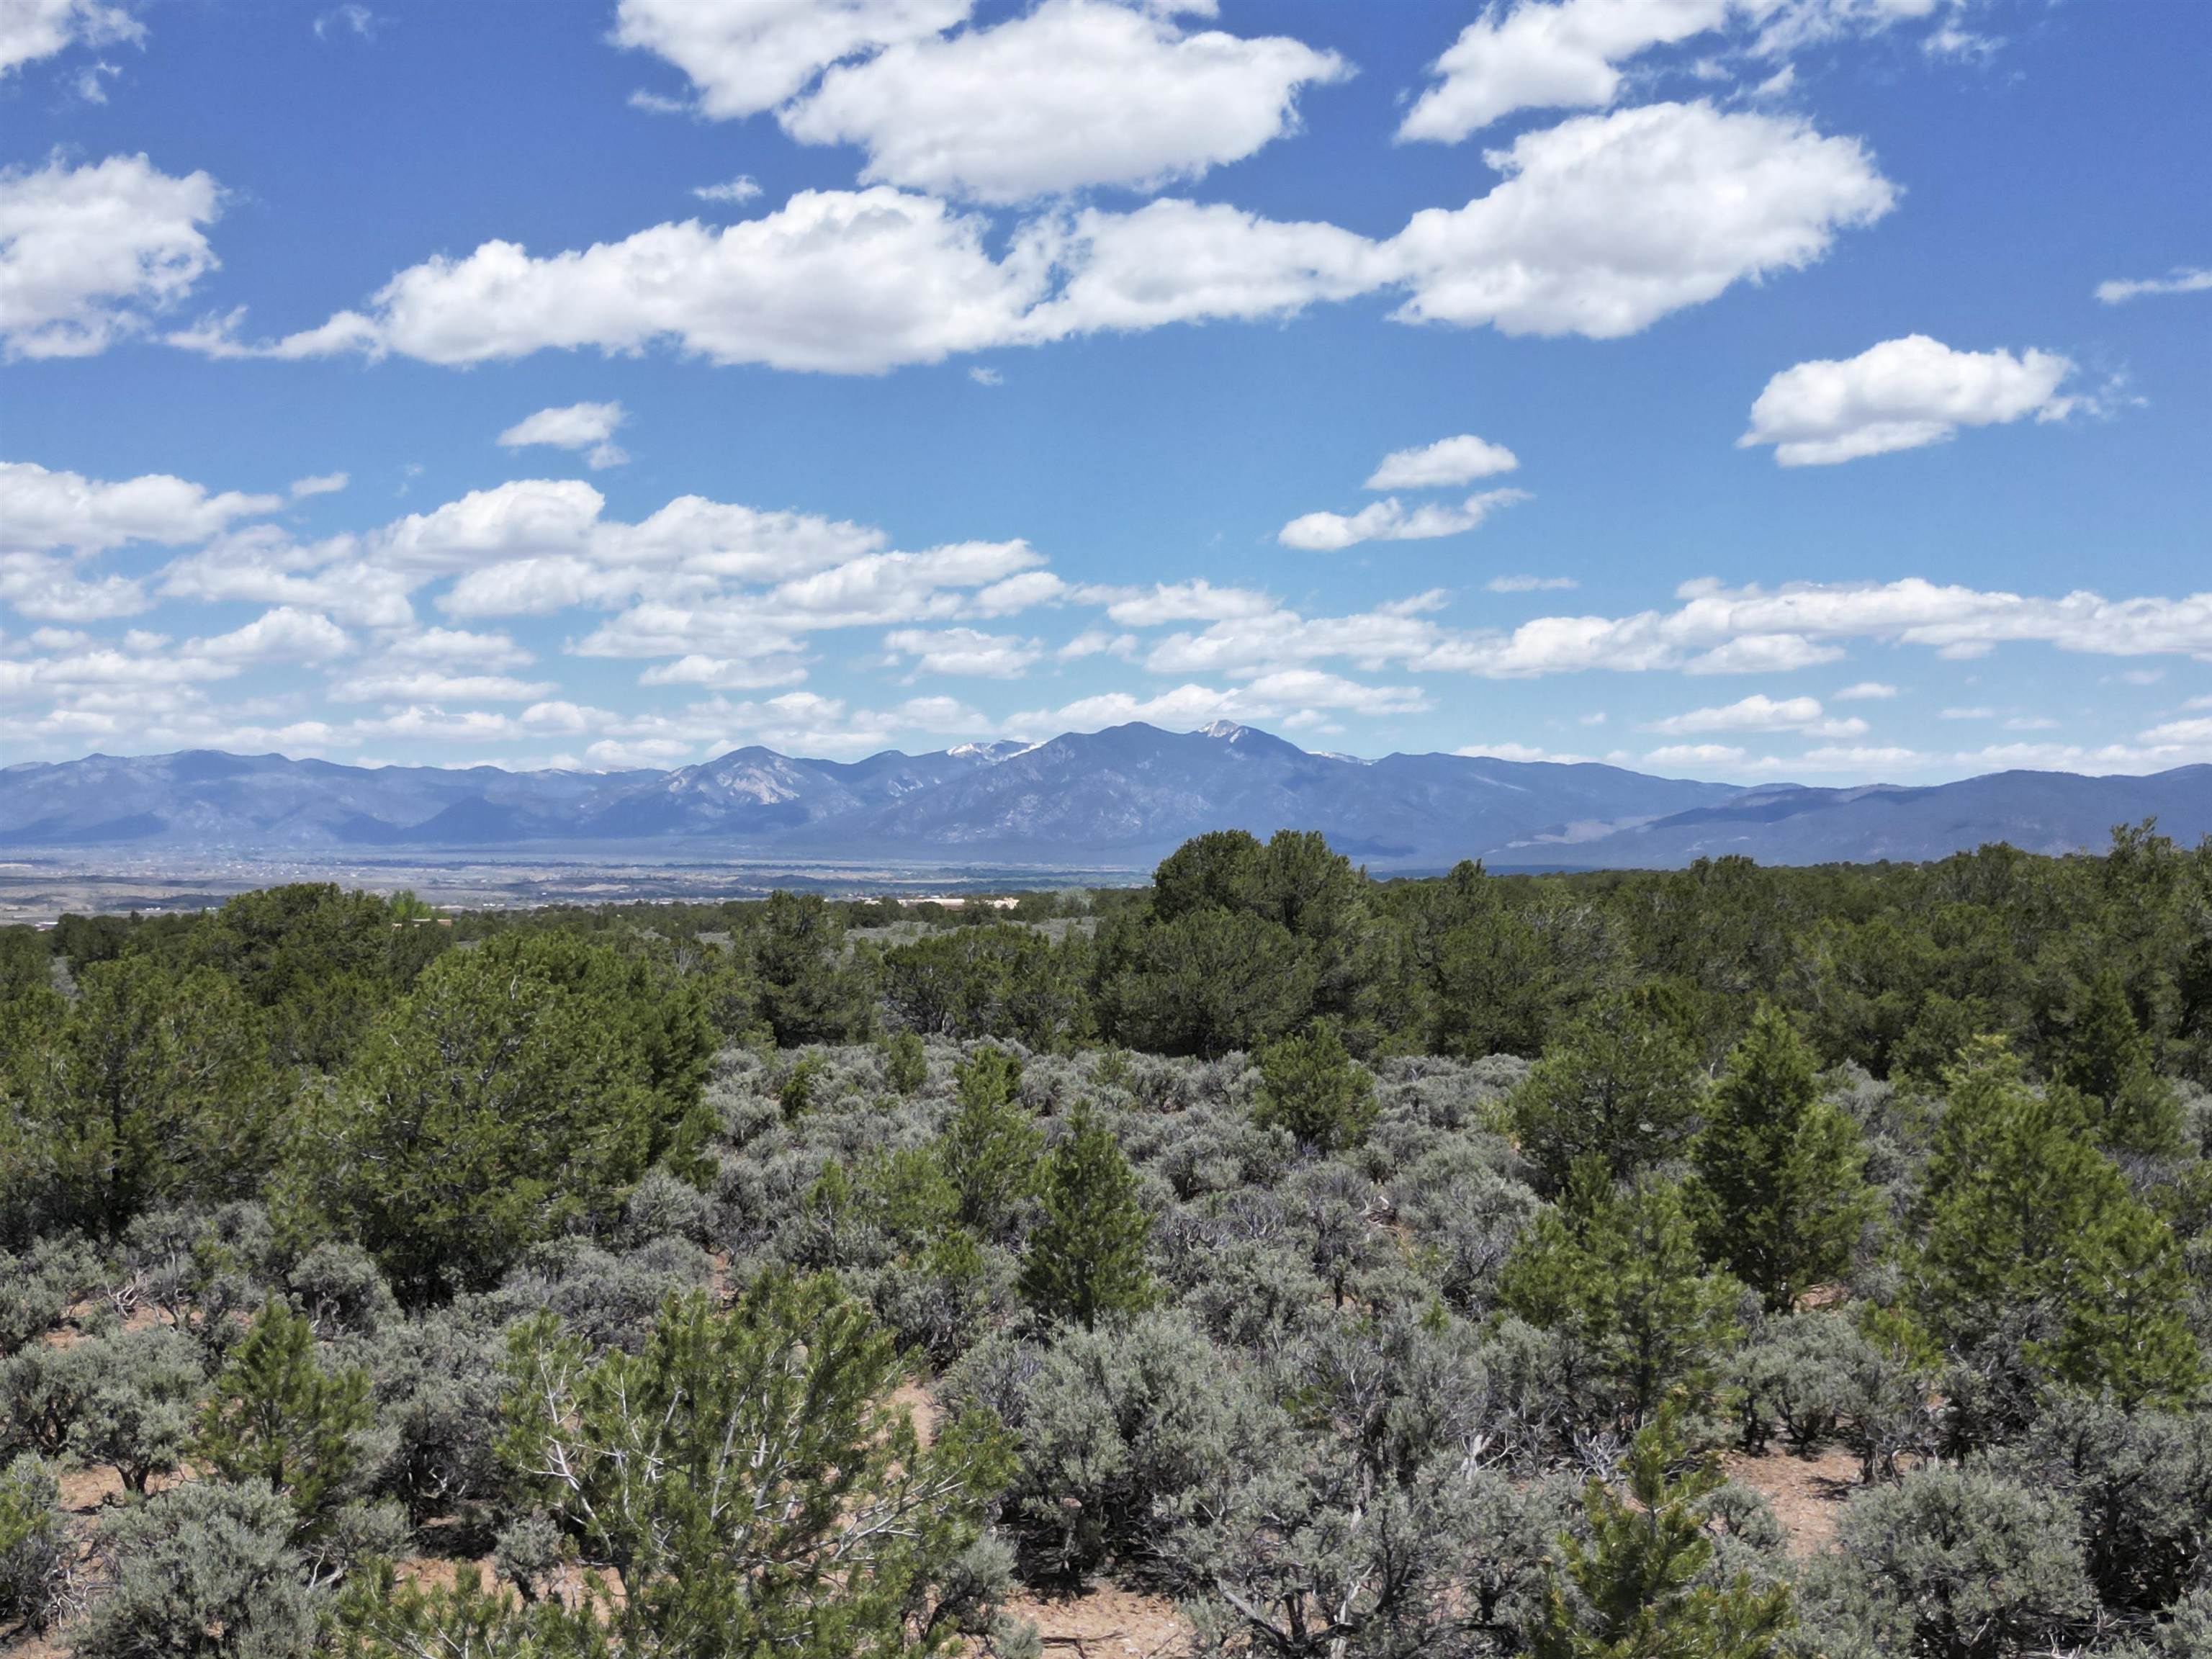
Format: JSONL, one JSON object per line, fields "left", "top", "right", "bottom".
{"left": 494, "top": 1274, "right": 1015, "bottom": 1658}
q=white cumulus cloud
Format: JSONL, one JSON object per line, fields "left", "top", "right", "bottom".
{"left": 1399, "top": 0, "right": 1731, "bottom": 143}
{"left": 0, "top": 153, "right": 221, "bottom": 357}
{"left": 0, "top": 459, "right": 281, "bottom": 551}
{"left": 1280, "top": 488, "right": 1527, "bottom": 552}
{"left": 1017, "top": 197, "right": 1394, "bottom": 337}
{"left": 1393, "top": 102, "right": 1894, "bottom": 338}
{"left": 239, "top": 100, "right": 1892, "bottom": 374}
{"left": 497, "top": 400, "right": 630, "bottom": 469}
{"left": 190, "top": 606, "right": 353, "bottom": 665}
{"left": 245, "top": 188, "right": 1047, "bottom": 374}
{"left": 1365, "top": 433, "right": 1519, "bottom": 489}
{"left": 613, "top": 0, "right": 973, "bottom": 120}
{"left": 1740, "top": 334, "right": 2079, "bottom": 465}
{"left": 883, "top": 626, "right": 1043, "bottom": 678}
{"left": 779, "top": 0, "right": 1349, "bottom": 204}
{"left": 1646, "top": 692, "right": 1866, "bottom": 737}
{"left": 1399, "top": 0, "right": 1991, "bottom": 143}
{"left": 0, "top": 0, "right": 142, "bottom": 76}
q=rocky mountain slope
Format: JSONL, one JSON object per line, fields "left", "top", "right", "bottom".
{"left": 6, "top": 723, "right": 2206, "bottom": 871}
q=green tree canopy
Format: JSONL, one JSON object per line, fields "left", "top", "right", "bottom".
{"left": 1500, "top": 1164, "right": 1743, "bottom": 1430}
{"left": 1535, "top": 1410, "right": 1794, "bottom": 1659}
{"left": 1912, "top": 1041, "right": 2201, "bottom": 1416}
{"left": 2054, "top": 968, "right": 2186, "bottom": 1158}
{"left": 4, "top": 956, "right": 284, "bottom": 1239}
{"left": 881, "top": 923, "right": 1091, "bottom": 1051}
{"left": 752, "top": 890, "right": 872, "bottom": 1047}
{"left": 193, "top": 1297, "right": 373, "bottom": 1534}
{"left": 1020, "top": 1105, "right": 1155, "bottom": 1329}
{"left": 938, "top": 1046, "right": 1042, "bottom": 1240}
{"left": 1511, "top": 991, "right": 1704, "bottom": 1193}
{"left": 496, "top": 1277, "right": 1013, "bottom": 1659}
{"left": 1251, "top": 1024, "right": 1378, "bottom": 1153}
{"left": 318, "top": 933, "right": 712, "bottom": 1300}
{"left": 1694, "top": 1005, "right": 1874, "bottom": 1313}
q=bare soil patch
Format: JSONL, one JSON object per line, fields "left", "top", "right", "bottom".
{"left": 1721, "top": 1444, "right": 1861, "bottom": 1557}
{"left": 997, "top": 1581, "right": 1195, "bottom": 1658}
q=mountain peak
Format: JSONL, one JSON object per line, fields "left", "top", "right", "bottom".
{"left": 948, "top": 739, "right": 1030, "bottom": 762}
{"left": 6, "top": 727, "right": 2207, "bottom": 871}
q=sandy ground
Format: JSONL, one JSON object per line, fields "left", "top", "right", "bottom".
{"left": 1721, "top": 1444, "right": 1862, "bottom": 1557}
{"left": 999, "top": 1583, "right": 1195, "bottom": 1658}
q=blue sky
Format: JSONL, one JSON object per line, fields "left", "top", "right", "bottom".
{"left": 2, "top": 0, "right": 2207, "bottom": 781}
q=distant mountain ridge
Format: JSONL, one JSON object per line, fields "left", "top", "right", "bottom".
{"left": 5, "top": 722, "right": 2208, "bottom": 871}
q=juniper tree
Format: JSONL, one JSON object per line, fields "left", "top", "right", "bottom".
{"left": 752, "top": 890, "right": 872, "bottom": 1046}
{"left": 939, "top": 1046, "right": 1043, "bottom": 1239}
{"left": 320, "top": 934, "right": 709, "bottom": 1300}
{"left": 1912, "top": 1041, "right": 2201, "bottom": 1419}
{"left": 9, "top": 956, "right": 284, "bottom": 1238}
{"left": 1252, "top": 1025, "right": 1378, "bottom": 1154}
{"left": 883, "top": 1028, "right": 929, "bottom": 1094}
{"left": 1694, "top": 1005, "right": 1875, "bottom": 1312}
{"left": 1511, "top": 992, "right": 1703, "bottom": 1193}
{"left": 1019, "top": 1105, "right": 1154, "bottom": 1329}
{"left": 2056, "top": 968, "right": 2185, "bottom": 1158}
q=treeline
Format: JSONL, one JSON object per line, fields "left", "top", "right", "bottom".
{"left": 35, "top": 820, "right": 2211, "bottom": 1083}
{"left": 0, "top": 826, "right": 2207, "bottom": 1656}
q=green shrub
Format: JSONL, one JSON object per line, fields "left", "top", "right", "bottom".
{"left": 1694, "top": 1005, "right": 1875, "bottom": 1313}
{"left": 1498, "top": 1164, "right": 1743, "bottom": 1431}
{"left": 882, "top": 1030, "right": 929, "bottom": 1094}
{"left": 69, "top": 1325, "right": 204, "bottom": 1493}
{"left": 194, "top": 1297, "right": 375, "bottom": 1534}
{"left": 1534, "top": 1411, "right": 1794, "bottom": 1658}
{"left": 975, "top": 1310, "right": 1257, "bottom": 1576}
{"left": 0, "top": 1455, "right": 66, "bottom": 1632}
{"left": 0, "top": 1236, "right": 102, "bottom": 1355}
{"left": 1019, "top": 1107, "right": 1154, "bottom": 1329}
{"left": 1730, "top": 1311, "right": 1861, "bottom": 1456}
{"left": 76, "top": 1479, "right": 312, "bottom": 1659}
{"left": 498, "top": 1275, "right": 1013, "bottom": 1657}
{"left": 1822, "top": 1465, "right": 2094, "bottom": 1659}
{"left": 1252, "top": 1026, "right": 1378, "bottom": 1154}
{"left": 940, "top": 1046, "right": 1042, "bottom": 1240}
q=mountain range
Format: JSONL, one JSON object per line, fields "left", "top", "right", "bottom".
{"left": 4, "top": 722, "right": 2208, "bottom": 872}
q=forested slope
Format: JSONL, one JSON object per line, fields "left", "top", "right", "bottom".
{"left": 3, "top": 827, "right": 2210, "bottom": 1656}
